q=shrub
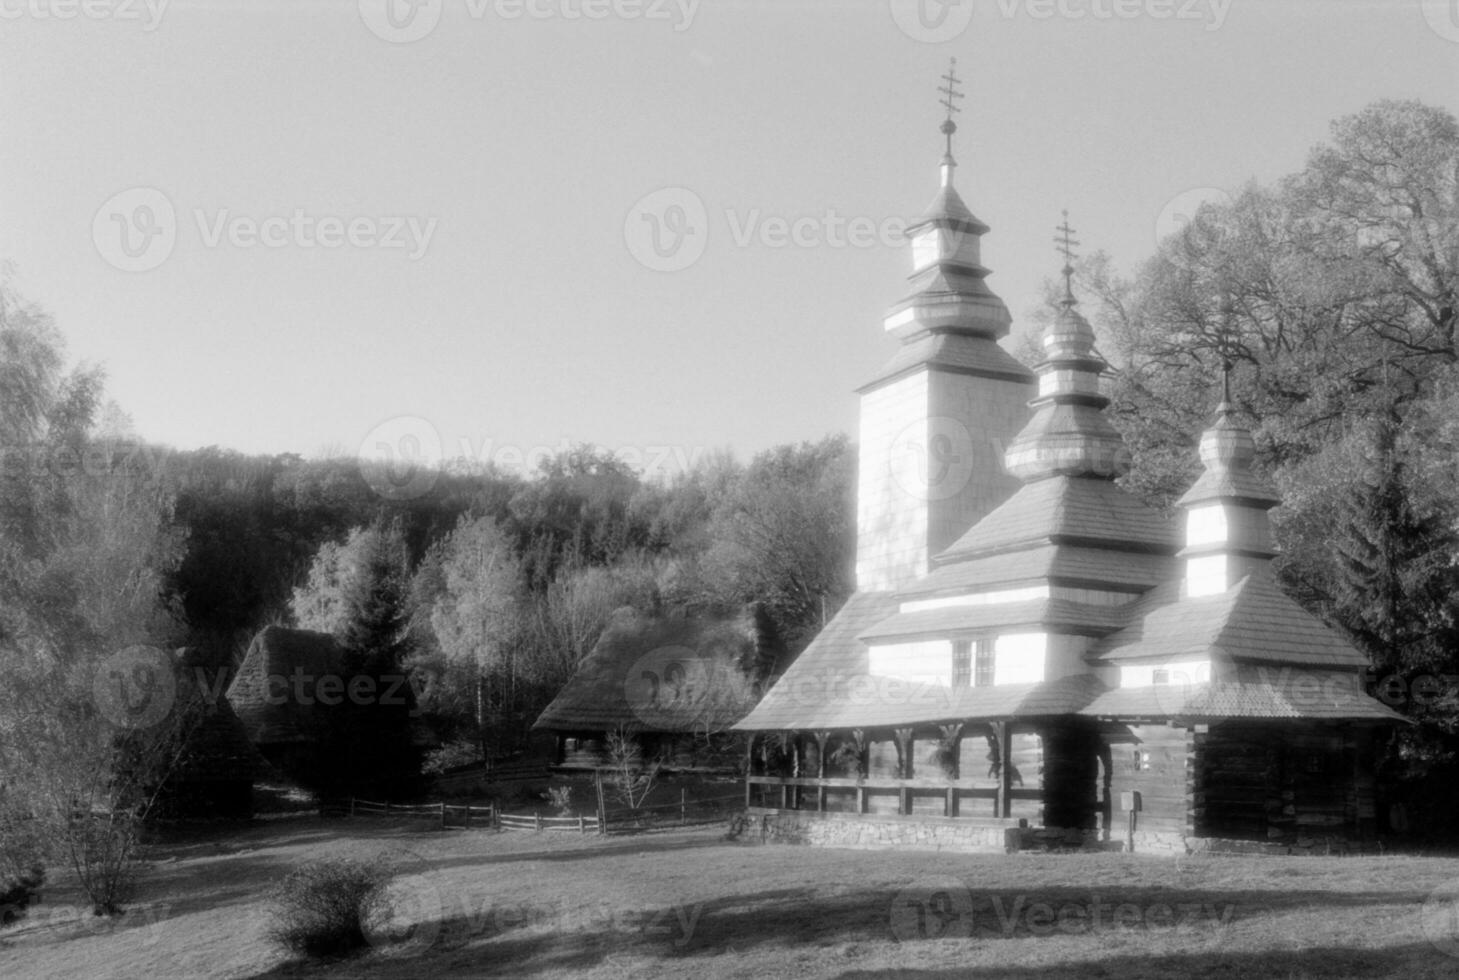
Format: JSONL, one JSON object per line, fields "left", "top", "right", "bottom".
{"left": 546, "top": 785, "right": 573, "bottom": 815}
{"left": 0, "top": 866, "right": 45, "bottom": 929}
{"left": 267, "top": 858, "right": 389, "bottom": 958}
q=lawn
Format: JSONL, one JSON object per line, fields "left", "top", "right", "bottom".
{"left": 3, "top": 815, "right": 1459, "bottom": 979}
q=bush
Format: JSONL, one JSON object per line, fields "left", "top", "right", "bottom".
{"left": 267, "top": 858, "right": 389, "bottom": 958}
{"left": 0, "top": 866, "right": 45, "bottom": 928}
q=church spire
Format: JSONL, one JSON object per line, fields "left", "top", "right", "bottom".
{"left": 1002, "top": 213, "right": 1128, "bottom": 481}
{"left": 937, "top": 58, "right": 963, "bottom": 189}
{"left": 879, "top": 62, "right": 1010, "bottom": 341}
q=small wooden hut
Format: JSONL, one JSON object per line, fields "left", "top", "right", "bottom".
{"left": 534, "top": 606, "right": 783, "bottom": 771}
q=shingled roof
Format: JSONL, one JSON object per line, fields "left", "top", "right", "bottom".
{"left": 227, "top": 626, "right": 346, "bottom": 745}
{"left": 899, "top": 544, "right": 1175, "bottom": 601}
{"left": 734, "top": 591, "right": 897, "bottom": 731}
{"left": 859, "top": 331, "right": 1034, "bottom": 391}
{"left": 1080, "top": 668, "right": 1407, "bottom": 723}
{"left": 934, "top": 476, "right": 1179, "bottom": 563}
{"left": 533, "top": 606, "right": 782, "bottom": 734}
{"left": 1089, "top": 566, "right": 1369, "bottom": 670}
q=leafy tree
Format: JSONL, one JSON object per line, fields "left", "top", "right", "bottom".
{"left": 699, "top": 435, "right": 855, "bottom": 649}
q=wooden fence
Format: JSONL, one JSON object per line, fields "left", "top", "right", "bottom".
{"left": 347, "top": 786, "right": 743, "bottom": 836}
{"left": 349, "top": 798, "right": 496, "bottom": 830}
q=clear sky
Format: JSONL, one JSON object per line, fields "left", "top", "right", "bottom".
{"left": 1, "top": 0, "right": 1455, "bottom": 476}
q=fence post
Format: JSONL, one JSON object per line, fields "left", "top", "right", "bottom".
{"left": 464, "top": 804, "right": 472, "bottom": 829}
{"left": 349, "top": 797, "right": 356, "bottom": 818}
{"left": 681, "top": 788, "right": 686, "bottom": 826}
{"left": 535, "top": 812, "right": 542, "bottom": 832}
{"left": 595, "top": 770, "right": 607, "bottom": 833}
{"left": 440, "top": 802, "right": 447, "bottom": 831}
{"left": 579, "top": 815, "right": 585, "bottom": 835}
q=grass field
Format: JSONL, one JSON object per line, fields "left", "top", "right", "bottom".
{"left": 3, "top": 815, "right": 1459, "bottom": 979}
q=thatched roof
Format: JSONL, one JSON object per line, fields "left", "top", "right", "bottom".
{"left": 170, "top": 647, "right": 265, "bottom": 784}
{"left": 533, "top": 606, "right": 783, "bottom": 734}
{"left": 226, "top": 626, "right": 346, "bottom": 745}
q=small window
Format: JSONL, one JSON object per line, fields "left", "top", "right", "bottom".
{"left": 974, "top": 639, "right": 995, "bottom": 687}
{"left": 1152, "top": 669, "right": 1170, "bottom": 685}
{"left": 952, "top": 640, "right": 971, "bottom": 688}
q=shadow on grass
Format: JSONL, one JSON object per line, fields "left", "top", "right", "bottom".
{"left": 239, "top": 876, "right": 1447, "bottom": 979}
{"left": 831, "top": 942, "right": 1456, "bottom": 980}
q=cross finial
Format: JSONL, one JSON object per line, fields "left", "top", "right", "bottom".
{"left": 937, "top": 58, "right": 963, "bottom": 158}
{"left": 1217, "top": 291, "right": 1236, "bottom": 411}
{"left": 1054, "top": 209, "right": 1081, "bottom": 305}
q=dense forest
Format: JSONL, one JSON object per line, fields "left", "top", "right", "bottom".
{"left": 2, "top": 98, "right": 1458, "bottom": 909}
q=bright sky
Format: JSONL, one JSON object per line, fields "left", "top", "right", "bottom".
{"left": 1, "top": 0, "right": 1456, "bottom": 476}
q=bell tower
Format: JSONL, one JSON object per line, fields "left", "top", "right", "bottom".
{"left": 855, "top": 61, "right": 1035, "bottom": 592}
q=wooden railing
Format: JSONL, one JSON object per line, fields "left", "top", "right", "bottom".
{"left": 744, "top": 775, "right": 1041, "bottom": 819}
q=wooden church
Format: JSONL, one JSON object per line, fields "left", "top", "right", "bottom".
{"left": 733, "top": 66, "right": 1404, "bottom": 855}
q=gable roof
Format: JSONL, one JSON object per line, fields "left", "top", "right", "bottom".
{"left": 859, "top": 331, "right": 1034, "bottom": 391}
{"left": 226, "top": 625, "right": 347, "bottom": 744}
{"left": 859, "top": 597, "right": 1131, "bottom": 643}
{"left": 533, "top": 607, "right": 781, "bottom": 734}
{"left": 1089, "top": 567, "right": 1369, "bottom": 670}
{"left": 934, "top": 476, "right": 1179, "bottom": 563}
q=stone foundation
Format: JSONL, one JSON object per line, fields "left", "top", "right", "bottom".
{"left": 736, "top": 809, "right": 1368, "bottom": 857}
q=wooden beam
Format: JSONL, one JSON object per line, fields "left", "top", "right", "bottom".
{"left": 814, "top": 731, "right": 831, "bottom": 812}
{"left": 990, "top": 722, "right": 1012, "bottom": 819}
{"left": 894, "top": 727, "right": 915, "bottom": 815}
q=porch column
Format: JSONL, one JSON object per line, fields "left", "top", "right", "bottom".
{"left": 743, "top": 733, "right": 756, "bottom": 808}
{"left": 940, "top": 722, "right": 964, "bottom": 817}
{"left": 814, "top": 731, "right": 831, "bottom": 812}
{"left": 989, "top": 722, "right": 1013, "bottom": 819}
{"left": 851, "top": 728, "right": 868, "bottom": 814}
{"left": 894, "top": 727, "right": 915, "bottom": 815}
